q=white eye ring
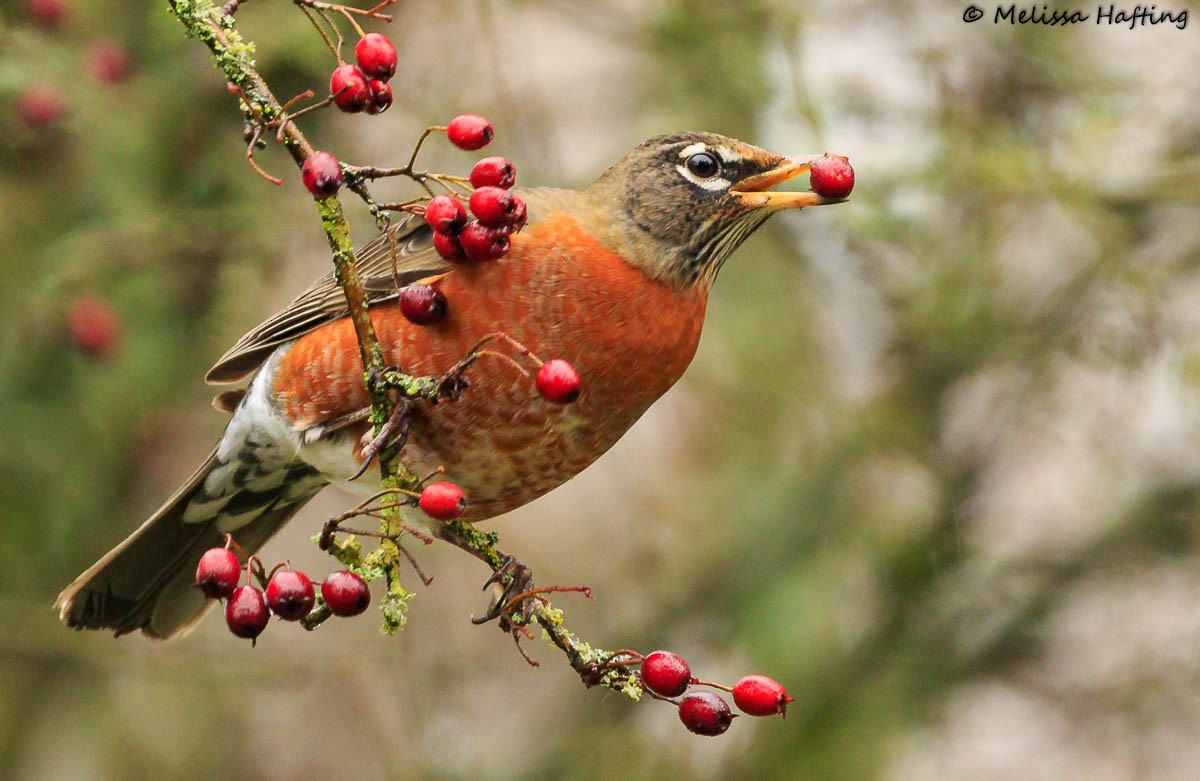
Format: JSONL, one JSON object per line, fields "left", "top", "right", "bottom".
{"left": 676, "top": 162, "right": 731, "bottom": 192}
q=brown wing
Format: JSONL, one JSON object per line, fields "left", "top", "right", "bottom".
{"left": 205, "top": 216, "right": 449, "bottom": 384}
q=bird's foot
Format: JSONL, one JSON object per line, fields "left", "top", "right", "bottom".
{"left": 350, "top": 395, "right": 413, "bottom": 481}
{"left": 472, "top": 554, "right": 535, "bottom": 628}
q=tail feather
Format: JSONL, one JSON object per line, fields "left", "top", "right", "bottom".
{"left": 55, "top": 448, "right": 327, "bottom": 639}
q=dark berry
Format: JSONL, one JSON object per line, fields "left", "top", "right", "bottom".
{"left": 26, "top": 0, "right": 67, "bottom": 30}
{"left": 641, "top": 650, "right": 691, "bottom": 697}
{"left": 678, "top": 691, "right": 735, "bottom": 737}
{"left": 66, "top": 295, "right": 122, "bottom": 358}
{"left": 88, "top": 39, "right": 131, "bottom": 84}
{"left": 507, "top": 196, "right": 527, "bottom": 232}
{"left": 732, "top": 674, "right": 793, "bottom": 717}
{"left": 15, "top": 83, "right": 65, "bottom": 129}
{"left": 365, "top": 79, "right": 392, "bottom": 115}
{"left": 468, "top": 186, "right": 517, "bottom": 227}
{"left": 265, "top": 569, "right": 315, "bottom": 621}
{"left": 225, "top": 585, "right": 270, "bottom": 640}
{"left": 301, "top": 151, "right": 343, "bottom": 199}
{"left": 419, "top": 481, "right": 466, "bottom": 520}
{"left": 354, "top": 33, "right": 397, "bottom": 81}
{"left": 458, "top": 221, "right": 510, "bottom": 262}
{"left": 399, "top": 283, "right": 447, "bottom": 325}
{"left": 432, "top": 230, "right": 467, "bottom": 262}
{"left": 446, "top": 114, "right": 493, "bottom": 151}
{"left": 424, "top": 195, "right": 467, "bottom": 234}
{"left": 809, "top": 153, "right": 854, "bottom": 198}
{"left": 322, "top": 570, "right": 371, "bottom": 617}
{"left": 329, "top": 64, "right": 370, "bottom": 113}
{"left": 536, "top": 359, "right": 581, "bottom": 404}
{"left": 195, "top": 548, "right": 241, "bottom": 599}
{"left": 469, "top": 156, "right": 516, "bottom": 189}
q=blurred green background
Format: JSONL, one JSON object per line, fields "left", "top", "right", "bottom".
{"left": 4, "top": 0, "right": 1200, "bottom": 778}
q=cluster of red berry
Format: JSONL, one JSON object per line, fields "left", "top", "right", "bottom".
{"left": 195, "top": 546, "right": 371, "bottom": 643}
{"left": 14, "top": 0, "right": 132, "bottom": 129}
{"left": 329, "top": 32, "right": 397, "bottom": 115}
{"left": 424, "top": 116, "right": 527, "bottom": 266}
{"left": 637, "top": 650, "right": 792, "bottom": 737}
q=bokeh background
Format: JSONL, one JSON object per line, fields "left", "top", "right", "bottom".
{"left": 4, "top": 0, "right": 1200, "bottom": 778}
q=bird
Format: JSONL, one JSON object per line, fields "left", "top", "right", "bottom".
{"left": 55, "top": 131, "right": 845, "bottom": 638}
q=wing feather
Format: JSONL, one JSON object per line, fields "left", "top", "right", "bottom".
{"left": 205, "top": 216, "right": 449, "bottom": 383}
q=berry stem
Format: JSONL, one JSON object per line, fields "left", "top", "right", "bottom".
{"left": 689, "top": 678, "right": 734, "bottom": 693}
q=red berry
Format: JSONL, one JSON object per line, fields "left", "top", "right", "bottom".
{"left": 354, "top": 33, "right": 397, "bottom": 81}
{"left": 88, "top": 39, "right": 131, "bottom": 84}
{"left": 458, "top": 221, "right": 510, "bottom": 262}
{"left": 809, "top": 153, "right": 854, "bottom": 198}
{"left": 66, "top": 295, "right": 122, "bottom": 358}
{"left": 225, "top": 585, "right": 270, "bottom": 640}
{"left": 641, "top": 650, "right": 691, "bottom": 697}
{"left": 469, "top": 156, "right": 516, "bottom": 189}
{"left": 732, "top": 674, "right": 793, "bottom": 717}
{"left": 399, "top": 283, "right": 447, "bottom": 325}
{"left": 195, "top": 548, "right": 241, "bottom": 599}
{"left": 678, "top": 691, "right": 735, "bottom": 737}
{"left": 329, "top": 64, "right": 370, "bottom": 113}
{"left": 419, "top": 481, "right": 466, "bottom": 520}
{"left": 446, "top": 114, "right": 493, "bottom": 151}
{"left": 15, "top": 82, "right": 65, "bottom": 129}
{"left": 265, "top": 569, "right": 315, "bottom": 621}
{"left": 301, "top": 151, "right": 342, "bottom": 199}
{"left": 468, "top": 186, "right": 518, "bottom": 227}
{"left": 507, "top": 196, "right": 527, "bottom": 233}
{"left": 365, "top": 79, "right": 392, "bottom": 115}
{"left": 26, "top": 0, "right": 67, "bottom": 29}
{"left": 432, "top": 229, "right": 467, "bottom": 262}
{"left": 321, "top": 570, "right": 371, "bottom": 617}
{"left": 424, "top": 195, "right": 467, "bottom": 234}
{"left": 536, "top": 359, "right": 581, "bottom": 404}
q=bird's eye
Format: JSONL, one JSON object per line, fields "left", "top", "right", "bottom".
{"left": 685, "top": 152, "right": 720, "bottom": 179}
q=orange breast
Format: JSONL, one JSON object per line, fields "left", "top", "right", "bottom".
{"left": 274, "top": 212, "right": 709, "bottom": 519}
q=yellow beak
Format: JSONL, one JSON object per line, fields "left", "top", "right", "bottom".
{"left": 730, "top": 156, "right": 848, "bottom": 210}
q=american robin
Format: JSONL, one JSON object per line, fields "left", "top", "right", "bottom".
{"left": 56, "top": 131, "right": 844, "bottom": 638}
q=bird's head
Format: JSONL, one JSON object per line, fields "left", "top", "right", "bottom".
{"left": 584, "top": 131, "right": 846, "bottom": 289}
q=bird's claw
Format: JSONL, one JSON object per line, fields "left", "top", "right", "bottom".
{"left": 471, "top": 555, "right": 535, "bottom": 627}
